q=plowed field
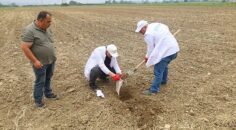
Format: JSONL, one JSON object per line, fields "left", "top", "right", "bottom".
{"left": 0, "top": 5, "right": 235, "bottom": 129}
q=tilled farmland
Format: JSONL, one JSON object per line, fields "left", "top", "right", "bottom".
{"left": 0, "top": 5, "right": 235, "bottom": 129}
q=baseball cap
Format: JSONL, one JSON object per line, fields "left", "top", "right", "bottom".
{"left": 107, "top": 44, "right": 119, "bottom": 58}
{"left": 135, "top": 20, "right": 148, "bottom": 33}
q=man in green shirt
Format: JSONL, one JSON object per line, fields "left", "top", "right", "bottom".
{"left": 21, "top": 11, "right": 57, "bottom": 108}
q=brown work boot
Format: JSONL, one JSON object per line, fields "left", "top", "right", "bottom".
{"left": 45, "top": 93, "right": 58, "bottom": 100}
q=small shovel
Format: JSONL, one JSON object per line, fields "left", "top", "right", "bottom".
{"left": 120, "top": 60, "right": 146, "bottom": 80}
{"left": 116, "top": 60, "right": 145, "bottom": 95}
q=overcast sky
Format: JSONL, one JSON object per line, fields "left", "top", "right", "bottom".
{"left": 0, "top": 0, "right": 108, "bottom": 5}
{"left": 0, "top": 0, "right": 105, "bottom": 5}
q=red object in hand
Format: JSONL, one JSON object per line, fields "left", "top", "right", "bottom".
{"left": 112, "top": 74, "right": 121, "bottom": 81}
{"left": 144, "top": 57, "right": 148, "bottom": 63}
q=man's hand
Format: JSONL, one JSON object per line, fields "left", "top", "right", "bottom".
{"left": 144, "top": 57, "right": 148, "bottom": 63}
{"left": 33, "top": 60, "right": 43, "bottom": 69}
{"left": 112, "top": 74, "right": 121, "bottom": 81}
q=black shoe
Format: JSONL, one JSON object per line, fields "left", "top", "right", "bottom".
{"left": 161, "top": 82, "right": 167, "bottom": 85}
{"left": 45, "top": 93, "right": 58, "bottom": 100}
{"left": 35, "top": 101, "right": 45, "bottom": 108}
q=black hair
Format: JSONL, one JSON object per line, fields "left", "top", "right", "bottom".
{"left": 37, "top": 11, "right": 52, "bottom": 20}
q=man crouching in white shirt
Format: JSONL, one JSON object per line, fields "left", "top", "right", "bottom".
{"left": 135, "top": 20, "right": 180, "bottom": 95}
{"left": 84, "top": 44, "right": 122, "bottom": 98}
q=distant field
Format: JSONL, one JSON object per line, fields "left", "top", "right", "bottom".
{"left": 1, "top": 2, "right": 236, "bottom": 8}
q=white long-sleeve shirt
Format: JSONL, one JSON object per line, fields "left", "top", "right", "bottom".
{"left": 144, "top": 23, "right": 180, "bottom": 68}
{"left": 84, "top": 46, "right": 121, "bottom": 80}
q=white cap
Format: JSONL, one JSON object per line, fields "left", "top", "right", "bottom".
{"left": 107, "top": 44, "right": 119, "bottom": 58}
{"left": 135, "top": 20, "right": 148, "bottom": 33}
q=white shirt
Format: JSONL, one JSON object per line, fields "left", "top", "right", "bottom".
{"left": 84, "top": 46, "right": 121, "bottom": 80}
{"left": 144, "top": 23, "right": 180, "bottom": 68}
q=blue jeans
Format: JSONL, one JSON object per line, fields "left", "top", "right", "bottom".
{"left": 149, "top": 53, "right": 177, "bottom": 93}
{"left": 32, "top": 62, "right": 55, "bottom": 103}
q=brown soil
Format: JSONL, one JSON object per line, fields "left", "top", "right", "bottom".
{"left": 0, "top": 5, "right": 235, "bottom": 130}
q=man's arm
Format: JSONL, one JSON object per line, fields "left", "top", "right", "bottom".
{"left": 21, "top": 42, "right": 43, "bottom": 69}
{"left": 113, "top": 58, "right": 122, "bottom": 74}
{"left": 100, "top": 61, "right": 120, "bottom": 81}
{"left": 98, "top": 63, "right": 116, "bottom": 77}
{"left": 144, "top": 34, "right": 155, "bottom": 58}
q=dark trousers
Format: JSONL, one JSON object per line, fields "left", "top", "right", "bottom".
{"left": 32, "top": 62, "right": 55, "bottom": 103}
{"left": 89, "top": 66, "right": 115, "bottom": 90}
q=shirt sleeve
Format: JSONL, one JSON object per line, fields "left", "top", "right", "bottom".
{"left": 95, "top": 50, "right": 111, "bottom": 74}
{"left": 144, "top": 34, "right": 155, "bottom": 58}
{"left": 21, "top": 28, "right": 34, "bottom": 42}
{"left": 113, "top": 58, "right": 121, "bottom": 74}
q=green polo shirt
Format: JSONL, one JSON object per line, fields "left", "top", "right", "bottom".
{"left": 21, "top": 21, "right": 56, "bottom": 65}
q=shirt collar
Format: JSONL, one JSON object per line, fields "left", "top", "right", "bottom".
{"left": 33, "top": 20, "right": 46, "bottom": 32}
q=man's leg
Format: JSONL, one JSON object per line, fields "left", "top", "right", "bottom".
{"left": 161, "top": 66, "right": 168, "bottom": 85}
{"left": 32, "top": 65, "right": 46, "bottom": 105}
{"left": 89, "top": 66, "right": 102, "bottom": 90}
{"left": 44, "top": 62, "right": 57, "bottom": 98}
{"left": 149, "top": 60, "right": 167, "bottom": 93}
{"left": 98, "top": 67, "right": 108, "bottom": 81}
{"left": 161, "top": 53, "right": 178, "bottom": 85}
{"left": 149, "top": 53, "right": 178, "bottom": 92}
